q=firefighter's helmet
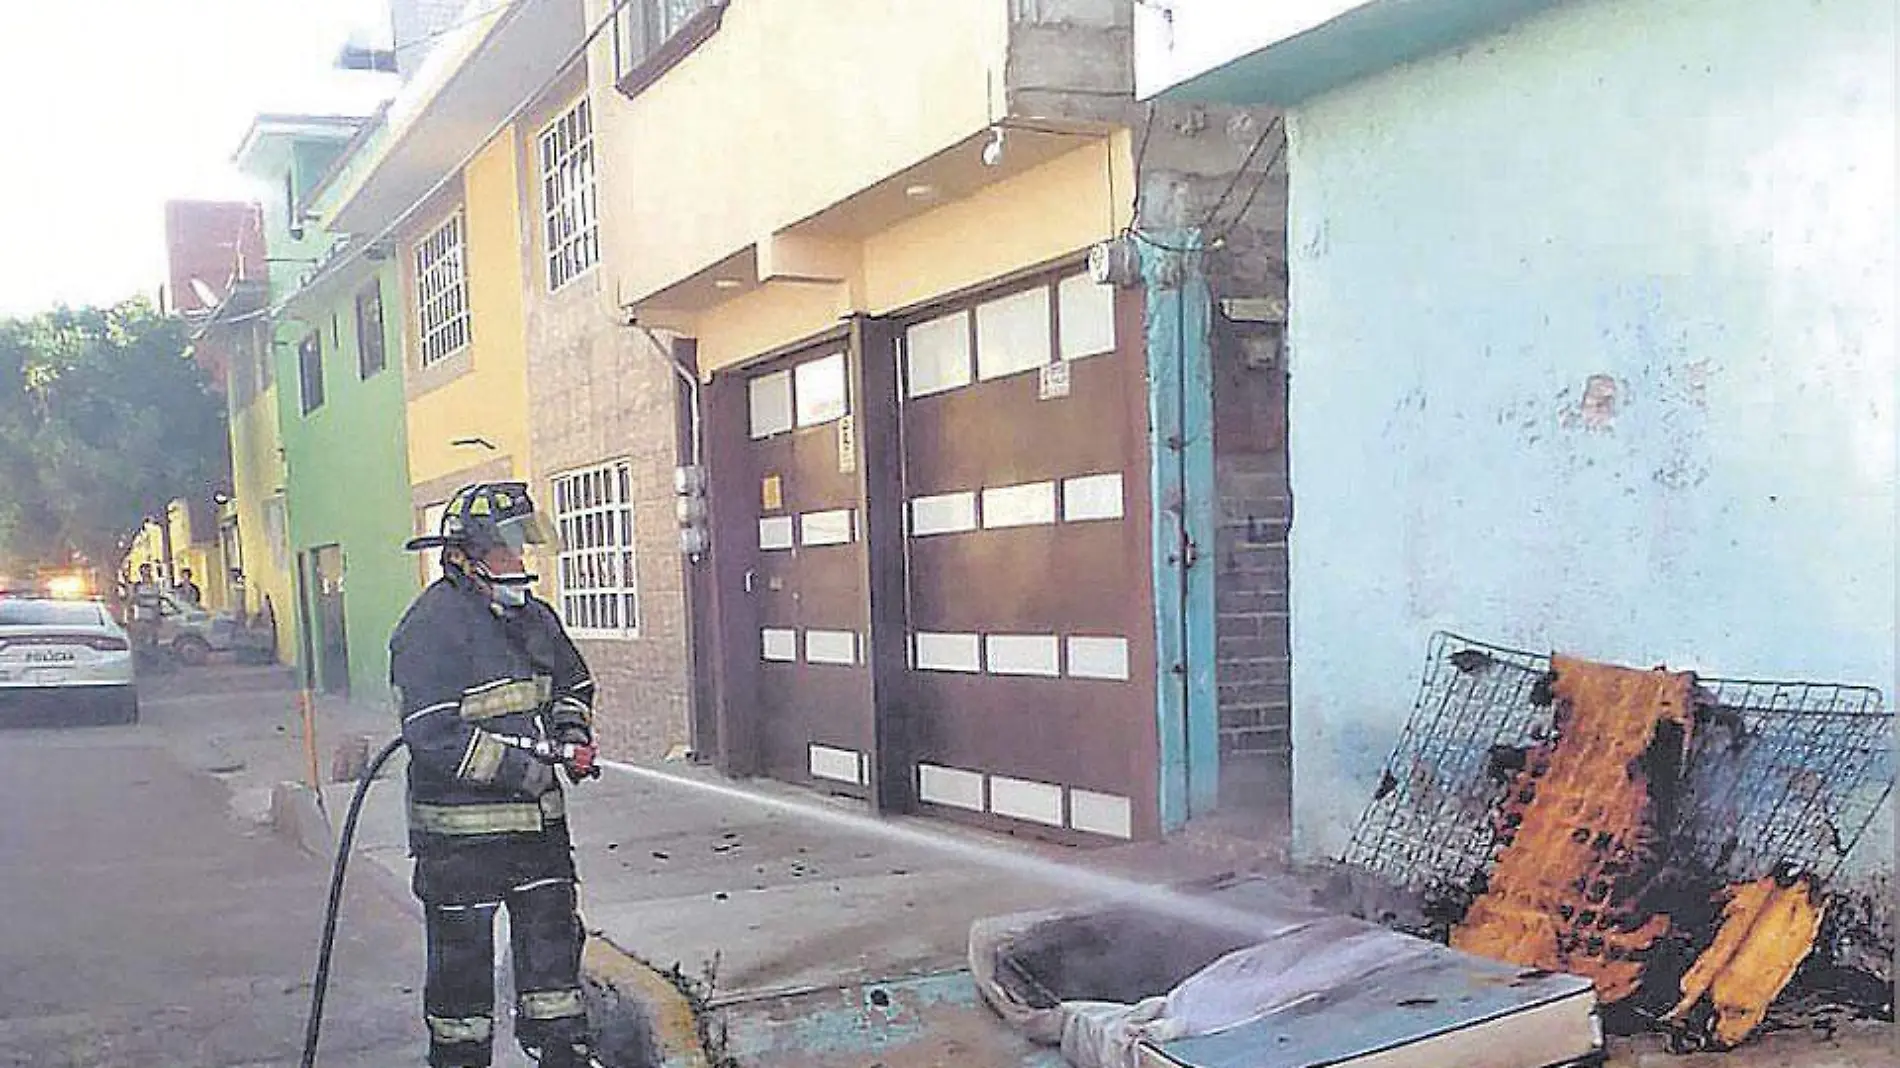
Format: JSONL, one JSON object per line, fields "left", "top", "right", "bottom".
{"left": 404, "top": 482, "right": 555, "bottom": 555}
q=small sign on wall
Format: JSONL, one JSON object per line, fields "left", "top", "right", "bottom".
{"left": 837, "top": 415, "right": 857, "bottom": 474}
{"left": 1039, "top": 360, "right": 1071, "bottom": 401}
{"left": 761, "top": 475, "right": 783, "bottom": 512}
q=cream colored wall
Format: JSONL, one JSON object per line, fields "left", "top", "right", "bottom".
{"left": 691, "top": 281, "right": 852, "bottom": 376}
{"left": 691, "top": 135, "right": 1134, "bottom": 373}
{"left": 861, "top": 134, "right": 1133, "bottom": 313}
{"left": 399, "top": 131, "right": 534, "bottom": 495}
{"left": 588, "top": 0, "right": 1011, "bottom": 304}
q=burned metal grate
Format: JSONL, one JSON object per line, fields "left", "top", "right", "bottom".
{"left": 1678, "top": 678, "right": 1892, "bottom": 883}
{"left": 1343, "top": 633, "right": 1894, "bottom": 897}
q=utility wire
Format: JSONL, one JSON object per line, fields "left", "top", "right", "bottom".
{"left": 1126, "top": 113, "right": 1285, "bottom": 256}
{"left": 1198, "top": 114, "right": 1279, "bottom": 236}
{"left": 1207, "top": 133, "right": 1286, "bottom": 247}
{"left": 1128, "top": 101, "right": 1157, "bottom": 228}
{"left": 393, "top": 0, "right": 515, "bottom": 57}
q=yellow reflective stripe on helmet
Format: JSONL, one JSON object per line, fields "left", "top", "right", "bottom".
{"left": 408, "top": 793, "right": 566, "bottom": 836}
{"left": 459, "top": 676, "right": 553, "bottom": 721}
{"left": 426, "top": 1014, "right": 493, "bottom": 1043}
{"left": 519, "top": 988, "right": 586, "bottom": 1020}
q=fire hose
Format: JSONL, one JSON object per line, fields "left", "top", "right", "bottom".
{"left": 298, "top": 733, "right": 599, "bottom": 1068}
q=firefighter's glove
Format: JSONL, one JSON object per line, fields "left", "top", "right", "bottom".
{"left": 563, "top": 743, "right": 601, "bottom": 785}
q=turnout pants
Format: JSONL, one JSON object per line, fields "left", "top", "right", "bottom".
{"left": 416, "top": 835, "right": 589, "bottom": 1067}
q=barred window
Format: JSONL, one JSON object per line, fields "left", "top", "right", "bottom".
{"left": 553, "top": 460, "right": 639, "bottom": 636}
{"left": 415, "top": 213, "right": 470, "bottom": 366}
{"left": 539, "top": 98, "right": 598, "bottom": 291}
{"left": 297, "top": 332, "right": 324, "bottom": 414}
{"left": 355, "top": 280, "right": 387, "bottom": 379}
{"left": 611, "top": 0, "right": 724, "bottom": 93}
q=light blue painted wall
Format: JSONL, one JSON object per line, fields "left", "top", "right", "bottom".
{"left": 1284, "top": 0, "right": 1895, "bottom": 885}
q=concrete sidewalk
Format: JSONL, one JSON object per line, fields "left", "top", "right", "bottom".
{"left": 276, "top": 691, "right": 1282, "bottom": 1066}
{"left": 262, "top": 686, "right": 1892, "bottom": 1068}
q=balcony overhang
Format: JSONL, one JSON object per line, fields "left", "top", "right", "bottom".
{"left": 326, "top": 0, "right": 585, "bottom": 236}
{"left": 232, "top": 114, "right": 368, "bottom": 178}
{"left": 624, "top": 121, "right": 1108, "bottom": 327}
{"left": 1141, "top": 0, "right": 1569, "bottom": 107}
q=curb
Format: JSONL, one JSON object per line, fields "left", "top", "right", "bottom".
{"left": 269, "top": 779, "right": 710, "bottom": 1068}
{"left": 268, "top": 779, "right": 417, "bottom": 918}
{"left": 582, "top": 937, "right": 714, "bottom": 1068}
{"left": 268, "top": 780, "right": 335, "bottom": 862}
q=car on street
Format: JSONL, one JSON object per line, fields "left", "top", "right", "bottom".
{"left": 139, "top": 593, "right": 273, "bottom": 666}
{"left": 0, "top": 597, "right": 137, "bottom": 724}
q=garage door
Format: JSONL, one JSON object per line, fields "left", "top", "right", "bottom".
{"left": 717, "top": 339, "right": 875, "bottom": 794}
{"left": 894, "top": 270, "right": 1157, "bottom": 840}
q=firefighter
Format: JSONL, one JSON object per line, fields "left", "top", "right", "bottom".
{"left": 394, "top": 482, "right": 601, "bottom": 1068}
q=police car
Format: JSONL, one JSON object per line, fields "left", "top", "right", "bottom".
{"left": 0, "top": 596, "right": 138, "bottom": 725}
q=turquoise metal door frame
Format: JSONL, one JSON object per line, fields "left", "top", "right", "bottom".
{"left": 1142, "top": 232, "right": 1220, "bottom": 831}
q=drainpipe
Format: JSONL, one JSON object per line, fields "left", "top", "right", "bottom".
{"left": 1139, "top": 233, "right": 1220, "bottom": 832}
{"left": 628, "top": 321, "right": 711, "bottom": 758}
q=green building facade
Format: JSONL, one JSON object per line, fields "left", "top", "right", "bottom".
{"left": 254, "top": 124, "right": 418, "bottom": 702}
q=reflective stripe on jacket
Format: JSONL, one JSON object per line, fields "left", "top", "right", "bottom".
{"left": 389, "top": 574, "right": 594, "bottom": 852}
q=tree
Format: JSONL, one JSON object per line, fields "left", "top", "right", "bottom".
{"left": 0, "top": 301, "right": 228, "bottom": 576}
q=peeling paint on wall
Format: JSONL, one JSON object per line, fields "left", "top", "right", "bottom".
{"left": 1283, "top": 0, "right": 1896, "bottom": 898}
{"left": 1576, "top": 373, "right": 1619, "bottom": 431}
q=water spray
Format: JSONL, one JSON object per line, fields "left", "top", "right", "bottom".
{"left": 597, "top": 758, "right": 1297, "bottom": 940}
{"left": 303, "top": 741, "right": 1290, "bottom": 1066}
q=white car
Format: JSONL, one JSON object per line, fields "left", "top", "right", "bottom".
{"left": 0, "top": 597, "right": 138, "bottom": 725}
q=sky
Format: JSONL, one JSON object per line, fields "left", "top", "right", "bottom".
{"left": 0, "top": 0, "right": 402, "bottom": 316}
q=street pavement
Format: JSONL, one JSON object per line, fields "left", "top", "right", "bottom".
{"left": 0, "top": 675, "right": 534, "bottom": 1068}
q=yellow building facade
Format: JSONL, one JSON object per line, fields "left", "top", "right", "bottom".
{"left": 122, "top": 498, "right": 230, "bottom": 613}
{"left": 396, "top": 130, "right": 536, "bottom": 561}
{"left": 591, "top": 0, "right": 1134, "bottom": 362}
{"left": 316, "top": 4, "right": 572, "bottom": 587}
{"left": 581, "top": 0, "right": 1174, "bottom": 836}
{"left": 680, "top": 137, "right": 1134, "bottom": 373}
{"left": 228, "top": 381, "right": 296, "bottom": 658}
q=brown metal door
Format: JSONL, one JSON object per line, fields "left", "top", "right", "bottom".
{"left": 710, "top": 338, "right": 874, "bottom": 794}
{"left": 893, "top": 270, "right": 1158, "bottom": 841}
